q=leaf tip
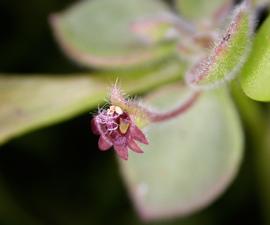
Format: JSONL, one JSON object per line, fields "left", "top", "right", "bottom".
{"left": 185, "top": 0, "right": 254, "bottom": 90}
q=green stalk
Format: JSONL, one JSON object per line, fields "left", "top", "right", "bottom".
{"left": 231, "top": 81, "right": 270, "bottom": 225}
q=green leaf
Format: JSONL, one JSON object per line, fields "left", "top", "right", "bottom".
{"left": 175, "top": 0, "right": 233, "bottom": 24}
{"left": 240, "top": 15, "right": 270, "bottom": 102}
{"left": 119, "top": 85, "right": 243, "bottom": 220}
{"left": 231, "top": 81, "right": 270, "bottom": 225}
{"left": 50, "top": 0, "right": 177, "bottom": 69}
{"left": 0, "top": 61, "right": 182, "bottom": 145}
{"left": 185, "top": 1, "right": 253, "bottom": 90}
{"left": 252, "top": 0, "right": 269, "bottom": 7}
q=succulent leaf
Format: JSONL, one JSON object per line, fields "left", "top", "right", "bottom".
{"left": 50, "top": 0, "right": 177, "bottom": 69}
{"left": 185, "top": 0, "right": 254, "bottom": 90}
{"left": 175, "top": 0, "right": 234, "bottom": 27}
{"left": 240, "top": 15, "right": 270, "bottom": 101}
{"left": 119, "top": 85, "right": 243, "bottom": 220}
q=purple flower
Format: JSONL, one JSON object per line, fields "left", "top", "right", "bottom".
{"left": 91, "top": 105, "right": 148, "bottom": 160}
{"left": 91, "top": 85, "right": 200, "bottom": 160}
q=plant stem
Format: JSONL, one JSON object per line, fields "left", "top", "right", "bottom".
{"left": 147, "top": 91, "right": 201, "bottom": 123}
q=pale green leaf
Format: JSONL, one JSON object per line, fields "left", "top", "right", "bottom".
{"left": 51, "top": 0, "right": 177, "bottom": 69}
{"left": 186, "top": 1, "right": 253, "bottom": 90}
{"left": 0, "top": 61, "right": 182, "bottom": 145}
{"left": 119, "top": 85, "right": 243, "bottom": 220}
{"left": 240, "top": 15, "right": 270, "bottom": 102}
{"left": 175, "top": 0, "right": 233, "bottom": 24}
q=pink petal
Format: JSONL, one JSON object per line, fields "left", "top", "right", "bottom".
{"left": 131, "top": 125, "right": 149, "bottom": 144}
{"left": 91, "top": 117, "right": 100, "bottom": 135}
{"left": 98, "top": 136, "right": 113, "bottom": 151}
{"left": 128, "top": 140, "right": 144, "bottom": 153}
{"left": 114, "top": 145, "right": 129, "bottom": 160}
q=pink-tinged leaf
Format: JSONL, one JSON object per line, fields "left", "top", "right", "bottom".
{"left": 130, "top": 14, "right": 179, "bottom": 45}
{"left": 175, "top": 0, "right": 234, "bottom": 27}
{"left": 185, "top": 0, "right": 254, "bottom": 90}
{"left": 98, "top": 136, "right": 113, "bottom": 151}
{"left": 50, "top": 0, "right": 177, "bottom": 69}
{"left": 119, "top": 84, "right": 243, "bottom": 220}
{"left": 131, "top": 13, "right": 195, "bottom": 45}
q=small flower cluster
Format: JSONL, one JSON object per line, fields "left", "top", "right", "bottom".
{"left": 92, "top": 102, "right": 148, "bottom": 160}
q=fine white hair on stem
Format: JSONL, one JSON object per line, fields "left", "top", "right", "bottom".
{"left": 185, "top": 0, "right": 255, "bottom": 91}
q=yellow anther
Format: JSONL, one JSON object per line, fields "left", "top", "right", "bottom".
{"left": 115, "top": 106, "right": 123, "bottom": 115}
{"left": 119, "top": 118, "right": 130, "bottom": 134}
{"left": 107, "top": 105, "right": 123, "bottom": 115}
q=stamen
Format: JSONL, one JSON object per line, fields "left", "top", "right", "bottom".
{"left": 107, "top": 105, "right": 123, "bottom": 115}
{"left": 119, "top": 118, "right": 130, "bottom": 134}
{"left": 115, "top": 106, "right": 123, "bottom": 115}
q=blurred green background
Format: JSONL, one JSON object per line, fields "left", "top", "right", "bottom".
{"left": 0, "top": 0, "right": 267, "bottom": 225}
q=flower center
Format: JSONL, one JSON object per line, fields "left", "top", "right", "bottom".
{"left": 119, "top": 118, "right": 130, "bottom": 134}
{"left": 107, "top": 105, "right": 123, "bottom": 115}
{"left": 105, "top": 105, "right": 131, "bottom": 135}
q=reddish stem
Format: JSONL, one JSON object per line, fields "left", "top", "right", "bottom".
{"left": 148, "top": 91, "right": 201, "bottom": 122}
